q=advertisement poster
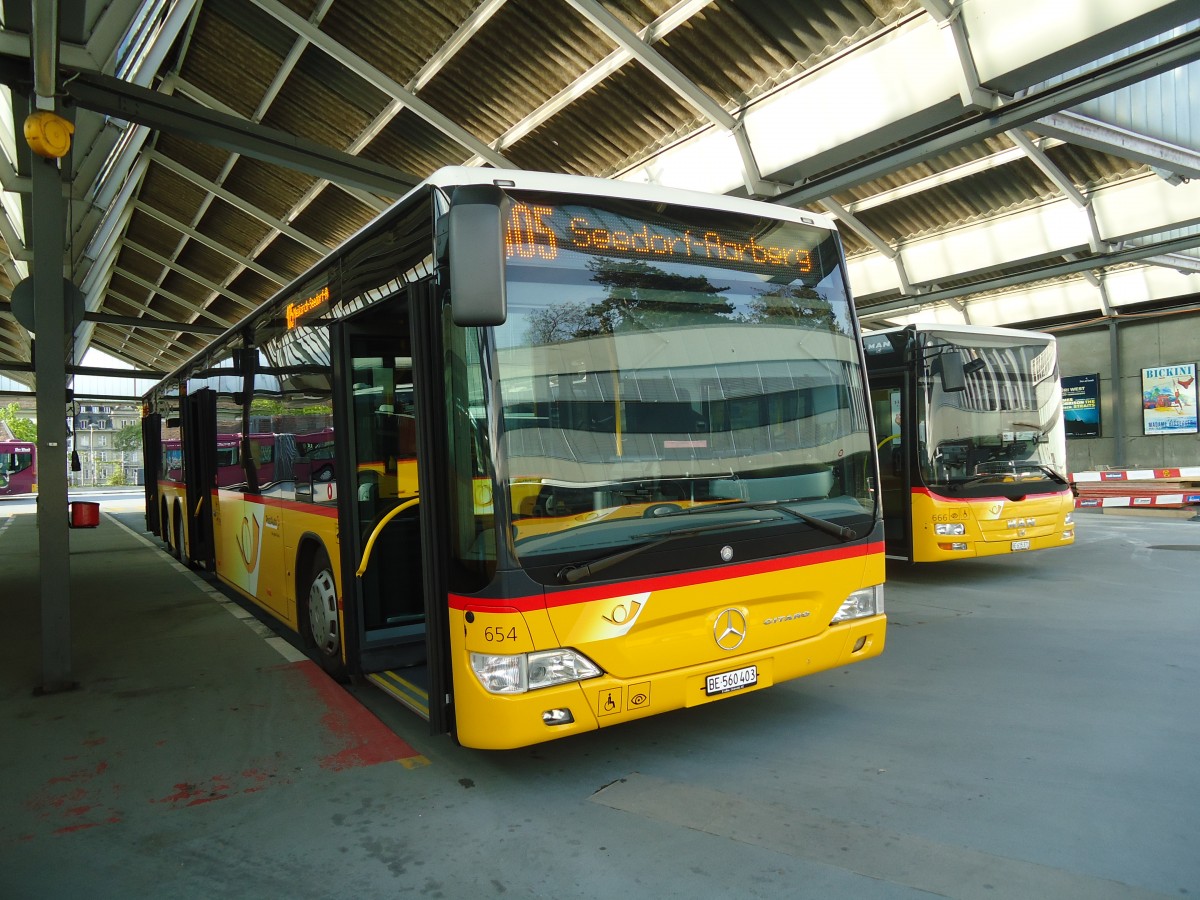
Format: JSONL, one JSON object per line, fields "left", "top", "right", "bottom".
{"left": 1061, "top": 373, "right": 1101, "bottom": 437}
{"left": 1141, "top": 363, "right": 1197, "bottom": 435}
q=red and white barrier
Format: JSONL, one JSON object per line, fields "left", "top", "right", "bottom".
{"left": 1070, "top": 467, "right": 1200, "bottom": 509}
{"left": 1070, "top": 467, "right": 1200, "bottom": 482}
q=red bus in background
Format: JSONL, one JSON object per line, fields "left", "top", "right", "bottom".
{"left": 161, "top": 433, "right": 281, "bottom": 488}
{"left": 0, "top": 441, "right": 37, "bottom": 496}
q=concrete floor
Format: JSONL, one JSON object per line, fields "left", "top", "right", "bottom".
{"left": 2, "top": 492, "right": 1197, "bottom": 899}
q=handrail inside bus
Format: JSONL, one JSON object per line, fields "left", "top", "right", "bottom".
{"left": 356, "top": 496, "right": 420, "bottom": 578}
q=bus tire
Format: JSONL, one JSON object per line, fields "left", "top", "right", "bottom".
{"left": 303, "top": 547, "right": 346, "bottom": 679}
{"left": 171, "top": 505, "right": 183, "bottom": 560}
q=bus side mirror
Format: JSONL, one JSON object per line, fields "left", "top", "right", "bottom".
{"left": 939, "top": 354, "right": 967, "bottom": 392}
{"left": 448, "top": 184, "right": 509, "bottom": 326}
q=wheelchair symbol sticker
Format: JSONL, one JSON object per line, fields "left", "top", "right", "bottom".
{"left": 597, "top": 687, "right": 623, "bottom": 717}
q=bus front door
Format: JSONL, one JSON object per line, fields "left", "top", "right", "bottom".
{"left": 332, "top": 301, "right": 431, "bottom": 711}
{"left": 870, "top": 378, "right": 912, "bottom": 560}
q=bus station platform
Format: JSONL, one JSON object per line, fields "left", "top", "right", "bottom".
{"left": 2, "top": 493, "right": 1198, "bottom": 898}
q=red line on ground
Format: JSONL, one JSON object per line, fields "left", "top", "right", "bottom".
{"left": 283, "top": 660, "right": 422, "bottom": 770}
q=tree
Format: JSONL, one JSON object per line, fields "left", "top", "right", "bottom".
{"left": 0, "top": 402, "right": 37, "bottom": 442}
{"left": 742, "top": 284, "right": 841, "bottom": 333}
{"left": 114, "top": 422, "right": 142, "bottom": 452}
{"left": 582, "top": 258, "right": 734, "bottom": 335}
{"left": 522, "top": 259, "right": 734, "bottom": 345}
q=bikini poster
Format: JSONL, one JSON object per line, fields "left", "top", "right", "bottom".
{"left": 1141, "top": 363, "right": 1197, "bottom": 435}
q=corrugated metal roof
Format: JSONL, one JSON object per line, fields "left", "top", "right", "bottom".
{"left": 0, "top": 0, "right": 1197, "bottom": 379}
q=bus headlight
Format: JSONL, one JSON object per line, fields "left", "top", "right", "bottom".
{"left": 831, "top": 584, "right": 884, "bottom": 624}
{"left": 470, "top": 649, "right": 601, "bottom": 694}
{"left": 935, "top": 523, "right": 965, "bottom": 535}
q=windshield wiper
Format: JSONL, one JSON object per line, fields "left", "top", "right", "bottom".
{"left": 1037, "top": 465, "right": 1068, "bottom": 484}
{"left": 656, "top": 497, "right": 858, "bottom": 542}
{"left": 558, "top": 518, "right": 768, "bottom": 585}
{"left": 945, "top": 465, "right": 1068, "bottom": 491}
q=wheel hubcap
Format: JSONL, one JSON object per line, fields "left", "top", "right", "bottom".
{"left": 308, "top": 568, "right": 339, "bottom": 655}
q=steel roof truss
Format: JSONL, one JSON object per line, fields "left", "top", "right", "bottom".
{"left": 777, "top": 28, "right": 1200, "bottom": 208}
{"left": 1030, "top": 110, "right": 1200, "bottom": 182}
{"left": 112, "top": 267, "right": 230, "bottom": 326}
{"left": 169, "top": 74, "right": 389, "bottom": 213}
{"left": 484, "top": 0, "right": 711, "bottom": 157}
{"left": 132, "top": 201, "right": 286, "bottom": 285}
{"left": 408, "top": 0, "right": 509, "bottom": 95}
{"left": 921, "top": 0, "right": 996, "bottom": 111}
{"left": 86, "top": 310, "right": 226, "bottom": 336}
{"left": 147, "top": 151, "right": 328, "bottom": 255}
{"left": 564, "top": 0, "right": 773, "bottom": 197}
{"left": 819, "top": 197, "right": 915, "bottom": 296}
{"left": 122, "top": 239, "right": 256, "bottom": 312}
{"left": 63, "top": 69, "right": 421, "bottom": 196}
{"left": 251, "top": 0, "right": 511, "bottom": 168}
{"left": 859, "top": 231, "right": 1200, "bottom": 319}
{"left": 1144, "top": 253, "right": 1200, "bottom": 275}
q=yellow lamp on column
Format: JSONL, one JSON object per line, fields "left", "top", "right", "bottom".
{"left": 24, "top": 110, "right": 75, "bottom": 159}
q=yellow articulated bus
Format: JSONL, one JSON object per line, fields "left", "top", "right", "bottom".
{"left": 863, "top": 323, "right": 1075, "bottom": 563}
{"left": 142, "top": 167, "right": 886, "bottom": 750}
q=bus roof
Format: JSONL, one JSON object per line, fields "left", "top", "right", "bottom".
{"left": 865, "top": 322, "right": 1056, "bottom": 344}
{"left": 422, "top": 166, "right": 837, "bottom": 230}
{"left": 144, "top": 168, "right": 841, "bottom": 401}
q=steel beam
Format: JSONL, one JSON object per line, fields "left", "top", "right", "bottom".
{"left": 565, "top": 0, "right": 774, "bottom": 196}
{"left": 776, "top": 28, "right": 1200, "bottom": 208}
{"left": 486, "top": 0, "right": 711, "bottom": 155}
{"left": 252, "top": 0, "right": 511, "bottom": 168}
{"left": 122, "top": 239, "right": 256, "bottom": 311}
{"left": 86, "top": 310, "right": 227, "bottom": 335}
{"left": 61, "top": 69, "right": 420, "bottom": 195}
{"left": 856, "top": 231, "right": 1200, "bottom": 318}
{"left": 131, "top": 202, "right": 285, "bottom": 284}
{"left": 1031, "top": 110, "right": 1200, "bottom": 182}
{"left": 0, "top": 360, "right": 163, "bottom": 378}
{"left": 147, "top": 152, "right": 328, "bottom": 255}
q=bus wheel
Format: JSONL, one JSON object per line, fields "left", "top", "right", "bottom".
{"left": 172, "top": 508, "right": 183, "bottom": 560}
{"left": 305, "top": 549, "right": 344, "bottom": 677}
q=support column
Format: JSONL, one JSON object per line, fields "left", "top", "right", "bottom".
{"left": 1108, "top": 317, "right": 1125, "bottom": 468}
{"left": 29, "top": 105, "right": 74, "bottom": 694}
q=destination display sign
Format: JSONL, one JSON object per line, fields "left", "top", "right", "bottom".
{"left": 503, "top": 199, "right": 820, "bottom": 278}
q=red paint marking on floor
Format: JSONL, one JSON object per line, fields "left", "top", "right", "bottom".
{"left": 48, "top": 760, "right": 109, "bottom": 785}
{"left": 148, "top": 765, "right": 289, "bottom": 808}
{"left": 283, "top": 660, "right": 421, "bottom": 770}
{"left": 53, "top": 823, "right": 102, "bottom": 835}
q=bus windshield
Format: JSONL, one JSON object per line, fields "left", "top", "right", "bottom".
{"left": 483, "top": 192, "right": 874, "bottom": 562}
{"left": 917, "top": 331, "right": 1067, "bottom": 493}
